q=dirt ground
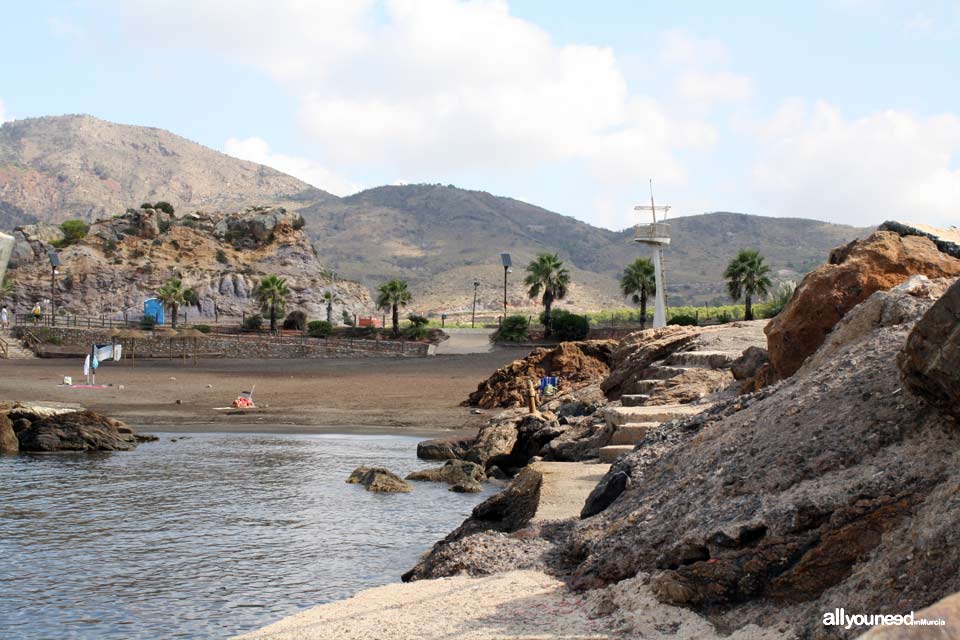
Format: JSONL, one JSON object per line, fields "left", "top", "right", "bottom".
{"left": 0, "top": 349, "right": 527, "bottom": 434}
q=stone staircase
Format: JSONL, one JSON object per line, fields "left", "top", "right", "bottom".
{"left": 597, "top": 350, "right": 738, "bottom": 463}
{"left": 0, "top": 329, "right": 37, "bottom": 359}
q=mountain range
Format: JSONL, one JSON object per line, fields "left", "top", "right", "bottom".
{"left": 0, "top": 115, "right": 870, "bottom": 313}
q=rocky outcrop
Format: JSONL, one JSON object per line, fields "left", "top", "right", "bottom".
{"left": 563, "top": 302, "right": 960, "bottom": 638}
{"left": 416, "top": 434, "right": 476, "bottom": 461}
{"left": 406, "top": 460, "right": 486, "bottom": 489}
{"left": 765, "top": 230, "right": 960, "bottom": 380}
{"left": 5, "top": 206, "right": 371, "bottom": 322}
{"left": 466, "top": 341, "right": 615, "bottom": 409}
{"left": 898, "top": 278, "right": 960, "bottom": 420}
{"left": 540, "top": 416, "right": 613, "bottom": 462}
{"left": 601, "top": 326, "right": 703, "bottom": 399}
{"left": 346, "top": 466, "right": 412, "bottom": 493}
{"left": 10, "top": 409, "right": 140, "bottom": 452}
{"left": 402, "top": 467, "right": 543, "bottom": 582}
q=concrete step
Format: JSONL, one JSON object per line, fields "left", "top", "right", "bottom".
{"left": 605, "top": 404, "right": 708, "bottom": 428}
{"left": 0, "top": 332, "right": 36, "bottom": 359}
{"left": 643, "top": 364, "right": 693, "bottom": 379}
{"left": 627, "top": 380, "right": 665, "bottom": 396}
{"left": 621, "top": 394, "right": 651, "bottom": 407}
{"left": 663, "top": 350, "right": 738, "bottom": 369}
{"left": 599, "top": 445, "right": 635, "bottom": 463}
{"left": 610, "top": 422, "right": 658, "bottom": 445}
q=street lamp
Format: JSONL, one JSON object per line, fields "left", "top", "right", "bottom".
{"left": 500, "top": 253, "right": 512, "bottom": 319}
{"left": 48, "top": 251, "right": 60, "bottom": 326}
{"left": 471, "top": 280, "right": 480, "bottom": 328}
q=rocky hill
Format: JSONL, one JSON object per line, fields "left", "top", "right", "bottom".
{"left": 1, "top": 115, "right": 868, "bottom": 313}
{"left": 0, "top": 115, "right": 332, "bottom": 228}
{"left": 302, "top": 185, "right": 868, "bottom": 312}
{"left": 5, "top": 206, "right": 371, "bottom": 323}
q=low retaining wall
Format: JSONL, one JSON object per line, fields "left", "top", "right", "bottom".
{"left": 14, "top": 326, "right": 434, "bottom": 359}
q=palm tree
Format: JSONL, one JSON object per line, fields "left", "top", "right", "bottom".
{"left": 524, "top": 253, "right": 570, "bottom": 338}
{"left": 156, "top": 278, "right": 186, "bottom": 328}
{"left": 724, "top": 249, "right": 772, "bottom": 321}
{"left": 377, "top": 279, "right": 412, "bottom": 337}
{"left": 620, "top": 258, "right": 656, "bottom": 329}
{"left": 322, "top": 290, "right": 342, "bottom": 324}
{"left": 256, "top": 275, "right": 291, "bottom": 332}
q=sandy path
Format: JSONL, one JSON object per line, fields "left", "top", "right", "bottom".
{"left": 0, "top": 349, "right": 526, "bottom": 432}
{"left": 530, "top": 461, "right": 610, "bottom": 522}
{"left": 234, "top": 570, "right": 791, "bottom": 640}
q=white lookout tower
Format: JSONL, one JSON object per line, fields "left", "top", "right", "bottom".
{"left": 633, "top": 180, "right": 670, "bottom": 328}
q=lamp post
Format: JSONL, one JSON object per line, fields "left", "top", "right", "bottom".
{"left": 471, "top": 280, "right": 480, "bottom": 328}
{"left": 500, "top": 253, "right": 512, "bottom": 320}
{"left": 48, "top": 251, "right": 60, "bottom": 326}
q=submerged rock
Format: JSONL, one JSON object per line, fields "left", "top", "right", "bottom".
{"left": 346, "top": 466, "right": 411, "bottom": 493}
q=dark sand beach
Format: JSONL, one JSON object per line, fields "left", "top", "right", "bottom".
{"left": 0, "top": 349, "right": 526, "bottom": 434}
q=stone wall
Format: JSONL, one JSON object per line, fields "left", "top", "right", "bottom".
{"left": 14, "top": 326, "right": 434, "bottom": 359}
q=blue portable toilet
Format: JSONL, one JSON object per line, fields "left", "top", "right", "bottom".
{"left": 144, "top": 298, "right": 165, "bottom": 325}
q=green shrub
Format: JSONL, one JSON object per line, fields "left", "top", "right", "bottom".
{"left": 158, "top": 218, "right": 171, "bottom": 233}
{"left": 216, "top": 249, "right": 228, "bottom": 264}
{"left": 496, "top": 314, "right": 530, "bottom": 342}
{"left": 154, "top": 201, "right": 175, "bottom": 215}
{"left": 762, "top": 281, "right": 796, "bottom": 318}
{"left": 308, "top": 320, "right": 334, "bottom": 338}
{"left": 193, "top": 324, "right": 211, "bottom": 334}
{"left": 140, "top": 203, "right": 153, "bottom": 210}
{"left": 551, "top": 311, "right": 589, "bottom": 341}
{"left": 243, "top": 314, "right": 263, "bottom": 331}
{"left": 103, "top": 239, "right": 118, "bottom": 256}
{"left": 283, "top": 310, "right": 307, "bottom": 331}
{"left": 667, "top": 313, "right": 698, "bottom": 326}
{"left": 140, "top": 315, "right": 156, "bottom": 330}
{"left": 404, "top": 314, "right": 430, "bottom": 340}
{"left": 59, "top": 219, "right": 90, "bottom": 245}
{"left": 341, "top": 309, "right": 355, "bottom": 326}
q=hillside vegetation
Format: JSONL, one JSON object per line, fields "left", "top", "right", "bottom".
{"left": 1, "top": 115, "right": 869, "bottom": 312}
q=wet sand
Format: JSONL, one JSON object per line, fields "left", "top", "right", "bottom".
{"left": 0, "top": 349, "right": 527, "bottom": 434}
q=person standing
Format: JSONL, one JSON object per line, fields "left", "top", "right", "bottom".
{"left": 1, "top": 305, "right": 7, "bottom": 329}
{"left": 32, "top": 302, "right": 41, "bottom": 325}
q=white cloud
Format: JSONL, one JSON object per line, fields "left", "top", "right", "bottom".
{"left": 675, "top": 70, "right": 752, "bottom": 105}
{"left": 223, "top": 137, "right": 362, "bottom": 196}
{"left": 659, "top": 29, "right": 730, "bottom": 67}
{"left": 905, "top": 12, "right": 935, "bottom": 33}
{"left": 120, "top": 0, "right": 726, "bottom": 228}
{"left": 749, "top": 100, "right": 960, "bottom": 228}
{"left": 0, "top": 98, "right": 10, "bottom": 123}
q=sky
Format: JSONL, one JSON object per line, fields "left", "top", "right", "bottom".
{"left": 1, "top": 0, "right": 959, "bottom": 230}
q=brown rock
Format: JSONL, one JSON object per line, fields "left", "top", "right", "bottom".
{"left": 601, "top": 326, "right": 702, "bottom": 399}
{"left": 14, "top": 410, "right": 137, "bottom": 452}
{"left": 641, "top": 368, "right": 732, "bottom": 406}
{"left": 466, "top": 340, "right": 615, "bottom": 409}
{"left": 406, "top": 460, "right": 486, "bottom": 485}
{"left": 345, "top": 466, "right": 411, "bottom": 493}
{"left": 464, "top": 421, "right": 518, "bottom": 469}
{"left": 765, "top": 230, "right": 960, "bottom": 380}
{"left": 0, "top": 414, "right": 18, "bottom": 454}
{"left": 730, "top": 346, "right": 769, "bottom": 381}
{"left": 898, "top": 278, "right": 960, "bottom": 419}
{"left": 416, "top": 434, "right": 476, "bottom": 460}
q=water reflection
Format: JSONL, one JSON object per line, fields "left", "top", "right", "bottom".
{"left": 0, "top": 432, "right": 491, "bottom": 639}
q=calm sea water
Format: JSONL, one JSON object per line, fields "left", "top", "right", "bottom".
{"left": 0, "top": 432, "right": 492, "bottom": 639}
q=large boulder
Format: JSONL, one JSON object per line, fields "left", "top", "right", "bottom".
{"left": 898, "top": 278, "right": 960, "bottom": 419}
{"left": 402, "top": 466, "right": 543, "bottom": 582}
{"left": 464, "top": 420, "right": 519, "bottom": 470}
{"left": 466, "top": 341, "right": 615, "bottom": 409}
{"left": 730, "top": 346, "right": 769, "bottom": 381}
{"left": 13, "top": 410, "right": 138, "bottom": 452}
{"left": 345, "top": 466, "right": 412, "bottom": 493}
{"left": 765, "top": 230, "right": 960, "bottom": 380}
{"left": 416, "top": 434, "right": 476, "bottom": 461}
{"left": 541, "top": 416, "right": 613, "bottom": 462}
{"left": 213, "top": 206, "right": 304, "bottom": 249}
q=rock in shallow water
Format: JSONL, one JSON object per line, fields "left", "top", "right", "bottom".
{"left": 406, "top": 460, "right": 486, "bottom": 486}
{"left": 346, "top": 466, "right": 412, "bottom": 493}
{"left": 12, "top": 410, "right": 139, "bottom": 452}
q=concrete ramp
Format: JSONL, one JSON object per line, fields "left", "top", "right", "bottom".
{"left": 434, "top": 328, "right": 496, "bottom": 354}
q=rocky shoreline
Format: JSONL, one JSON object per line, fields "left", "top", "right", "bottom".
{"left": 241, "top": 222, "right": 960, "bottom": 639}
